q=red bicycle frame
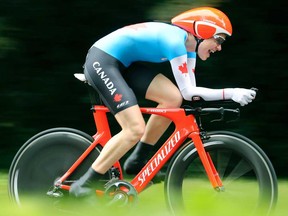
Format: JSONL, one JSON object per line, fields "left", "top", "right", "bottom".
{"left": 56, "top": 104, "right": 223, "bottom": 194}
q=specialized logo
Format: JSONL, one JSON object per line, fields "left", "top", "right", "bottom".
{"left": 92, "top": 62, "right": 117, "bottom": 95}
{"left": 146, "top": 109, "right": 167, "bottom": 113}
{"left": 137, "top": 131, "right": 181, "bottom": 185}
{"left": 178, "top": 62, "right": 188, "bottom": 74}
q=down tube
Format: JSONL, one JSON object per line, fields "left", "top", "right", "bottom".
{"left": 131, "top": 129, "right": 189, "bottom": 193}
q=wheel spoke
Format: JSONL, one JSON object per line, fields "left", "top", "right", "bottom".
{"left": 224, "top": 158, "right": 253, "bottom": 185}
{"left": 214, "top": 150, "right": 232, "bottom": 179}
{"left": 8, "top": 129, "right": 107, "bottom": 206}
{"left": 165, "top": 134, "right": 277, "bottom": 215}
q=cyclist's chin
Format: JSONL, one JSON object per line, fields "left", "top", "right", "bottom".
{"left": 198, "top": 53, "right": 209, "bottom": 61}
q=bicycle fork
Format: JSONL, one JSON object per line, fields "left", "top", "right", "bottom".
{"left": 189, "top": 132, "right": 224, "bottom": 192}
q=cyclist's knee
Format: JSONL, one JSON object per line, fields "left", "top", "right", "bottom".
{"left": 170, "top": 90, "right": 183, "bottom": 107}
{"left": 162, "top": 89, "right": 183, "bottom": 108}
{"left": 115, "top": 106, "right": 145, "bottom": 143}
{"left": 124, "top": 121, "right": 145, "bottom": 144}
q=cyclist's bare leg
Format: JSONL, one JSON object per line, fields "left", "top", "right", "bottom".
{"left": 91, "top": 105, "right": 145, "bottom": 173}
{"left": 123, "top": 74, "right": 182, "bottom": 174}
{"left": 142, "top": 73, "right": 182, "bottom": 144}
{"left": 70, "top": 105, "right": 145, "bottom": 197}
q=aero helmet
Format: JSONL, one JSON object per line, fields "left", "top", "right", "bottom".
{"left": 171, "top": 7, "right": 232, "bottom": 39}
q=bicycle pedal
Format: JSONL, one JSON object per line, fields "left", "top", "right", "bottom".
{"left": 104, "top": 177, "right": 119, "bottom": 188}
{"left": 106, "top": 192, "right": 128, "bottom": 207}
{"left": 47, "top": 189, "right": 64, "bottom": 198}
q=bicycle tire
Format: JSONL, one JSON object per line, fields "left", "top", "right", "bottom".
{"left": 8, "top": 127, "right": 110, "bottom": 206}
{"left": 164, "top": 131, "right": 278, "bottom": 216}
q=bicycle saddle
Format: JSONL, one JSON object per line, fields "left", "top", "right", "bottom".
{"left": 74, "top": 73, "right": 87, "bottom": 82}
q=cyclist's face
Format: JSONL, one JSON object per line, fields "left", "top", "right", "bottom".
{"left": 198, "top": 34, "right": 226, "bottom": 61}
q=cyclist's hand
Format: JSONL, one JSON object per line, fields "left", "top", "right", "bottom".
{"left": 231, "top": 88, "right": 257, "bottom": 106}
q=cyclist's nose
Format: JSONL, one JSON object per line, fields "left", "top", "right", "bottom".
{"left": 217, "top": 44, "right": 222, "bottom": 51}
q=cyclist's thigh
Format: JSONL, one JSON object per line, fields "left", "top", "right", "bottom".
{"left": 114, "top": 105, "right": 145, "bottom": 131}
{"left": 124, "top": 64, "right": 182, "bottom": 106}
{"left": 123, "top": 62, "right": 160, "bottom": 100}
{"left": 84, "top": 47, "right": 137, "bottom": 115}
{"left": 145, "top": 73, "right": 182, "bottom": 106}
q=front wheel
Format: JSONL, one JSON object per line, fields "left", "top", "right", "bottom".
{"left": 8, "top": 127, "right": 111, "bottom": 206}
{"left": 164, "top": 131, "right": 278, "bottom": 215}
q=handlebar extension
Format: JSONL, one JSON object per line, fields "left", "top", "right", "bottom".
{"left": 183, "top": 106, "right": 240, "bottom": 123}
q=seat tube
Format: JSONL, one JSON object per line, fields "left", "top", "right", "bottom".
{"left": 92, "top": 105, "right": 112, "bottom": 142}
{"left": 190, "top": 132, "right": 222, "bottom": 189}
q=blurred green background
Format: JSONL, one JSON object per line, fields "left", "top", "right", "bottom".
{"left": 0, "top": 0, "right": 287, "bottom": 180}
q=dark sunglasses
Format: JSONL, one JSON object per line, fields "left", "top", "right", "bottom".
{"left": 213, "top": 35, "right": 225, "bottom": 45}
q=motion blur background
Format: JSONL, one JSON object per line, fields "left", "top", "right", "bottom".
{"left": 0, "top": 0, "right": 287, "bottom": 177}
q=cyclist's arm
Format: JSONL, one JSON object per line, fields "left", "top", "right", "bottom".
{"left": 186, "top": 52, "right": 196, "bottom": 86}
{"left": 170, "top": 55, "right": 234, "bottom": 101}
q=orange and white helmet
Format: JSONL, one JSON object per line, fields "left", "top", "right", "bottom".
{"left": 171, "top": 7, "right": 232, "bottom": 39}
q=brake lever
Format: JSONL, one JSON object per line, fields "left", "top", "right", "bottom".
{"left": 210, "top": 108, "right": 225, "bottom": 123}
{"left": 225, "top": 108, "right": 240, "bottom": 123}
{"left": 210, "top": 108, "right": 240, "bottom": 123}
{"left": 210, "top": 115, "right": 224, "bottom": 123}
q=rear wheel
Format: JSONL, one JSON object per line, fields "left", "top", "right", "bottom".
{"left": 8, "top": 128, "right": 111, "bottom": 206}
{"left": 165, "top": 131, "right": 278, "bottom": 215}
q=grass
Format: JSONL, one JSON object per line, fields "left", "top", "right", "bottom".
{"left": 1, "top": 171, "right": 287, "bottom": 216}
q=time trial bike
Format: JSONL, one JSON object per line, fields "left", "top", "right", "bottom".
{"left": 8, "top": 74, "right": 278, "bottom": 215}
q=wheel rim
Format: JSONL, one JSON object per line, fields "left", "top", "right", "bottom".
{"left": 165, "top": 135, "right": 277, "bottom": 215}
{"left": 9, "top": 131, "right": 100, "bottom": 205}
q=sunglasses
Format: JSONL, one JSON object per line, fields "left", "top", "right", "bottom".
{"left": 213, "top": 35, "right": 226, "bottom": 45}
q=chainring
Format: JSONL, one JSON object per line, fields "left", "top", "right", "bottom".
{"left": 104, "top": 179, "right": 138, "bottom": 206}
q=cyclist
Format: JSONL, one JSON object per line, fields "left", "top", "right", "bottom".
{"left": 70, "top": 7, "right": 256, "bottom": 197}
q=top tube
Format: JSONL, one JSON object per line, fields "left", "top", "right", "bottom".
{"left": 76, "top": 73, "right": 240, "bottom": 122}
{"left": 92, "top": 104, "right": 240, "bottom": 123}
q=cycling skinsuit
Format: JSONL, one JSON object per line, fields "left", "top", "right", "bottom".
{"left": 84, "top": 22, "right": 197, "bottom": 114}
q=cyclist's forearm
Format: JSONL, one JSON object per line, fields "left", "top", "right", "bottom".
{"left": 180, "top": 86, "right": 234, "bottom": 101}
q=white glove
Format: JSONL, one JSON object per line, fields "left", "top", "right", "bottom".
{"left": 231, "top": 88, "right": 257, "bottom": 106}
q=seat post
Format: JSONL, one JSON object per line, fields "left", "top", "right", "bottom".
{"left": 74, "top": 73, "right": 103, "bottom": 106}
{"left": 86, "top": 84, "right": 103, "bottom": 106}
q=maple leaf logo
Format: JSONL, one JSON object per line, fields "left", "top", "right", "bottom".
{"left": 178, "top": 63, "right": 188, "bottom": 74}
{"left": 114, "top": 94, "right": 122, "bottom": 102}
